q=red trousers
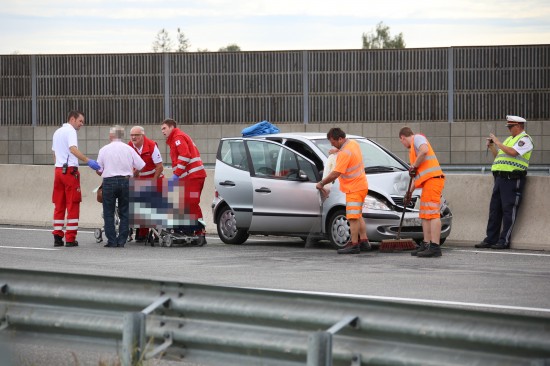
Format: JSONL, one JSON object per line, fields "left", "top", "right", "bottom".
{"left": 184, "top": 176, "right": 205, "bottom": 231}
{"left": 52, "top": 167, "right": 82, "bottom": 242}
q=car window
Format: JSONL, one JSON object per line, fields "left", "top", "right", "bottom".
{"left": 219, "top": 139, "right": 249, "bottom": 171}
{"left": 312, "top": 138, "right": 405, "bottom": 169}
{"left": 247, "top": 140, "right": 317, "bottom": 182}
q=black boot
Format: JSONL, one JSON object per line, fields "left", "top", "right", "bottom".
{"left": 54, "top": 234, "right": 64, "bottom": 247}
{"left": 411, "top": 241, "right": 427, "bottom": 256}
{"left": 337, "top": 242, "right": 360, "bottom": 254}
{"left": 417, "top": 242, "right": 442, "bottom": 258}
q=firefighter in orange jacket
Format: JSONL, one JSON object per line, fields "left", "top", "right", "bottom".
{"left": 316, "top": 128, "right": 370, "bottom": 254}
{"left": 129, "top": 126, "right": 164, "bottom": 242}
{"left": 161, "top": 119, "right": 207, "bottom": 244}
{"left": 399, "top": 127, "right": 445, "bottom": 258}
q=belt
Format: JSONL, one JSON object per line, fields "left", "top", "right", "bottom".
{"left": 104, "top": 175, "right": 131, "bottom": 179}
{"left": 493, "top": 170, "right": 526, "bottom": 179}
{"left": 55, "top": 166, "right": 78, "bottom": 170}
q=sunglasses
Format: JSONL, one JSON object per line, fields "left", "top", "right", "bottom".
{"left": 506, "top": 124, "right": 518, "bottom": 130}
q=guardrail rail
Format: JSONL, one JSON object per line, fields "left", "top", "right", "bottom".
{"left": 1, "top": 268, "right": 550, "bottom": 365}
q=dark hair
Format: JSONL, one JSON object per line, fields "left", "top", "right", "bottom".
{"left": 67, "top": 110, "right": 84, "bottom": 121}
{"left": 327, "top": 127, "right": 346, "bottom": 140}
{"left": 162, "top": 118, "right": 177, "bottom": 128}
{"left": 399, "top": 126, "right": 414, "bottom": 137}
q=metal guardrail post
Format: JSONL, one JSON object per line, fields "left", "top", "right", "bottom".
{"left": 307, "top": 315, "right": 359, "bottom": 366}
{"left": 122, "top": 312, "right": 145, "bottom": 366}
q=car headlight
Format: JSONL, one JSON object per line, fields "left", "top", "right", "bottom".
{"left": 363, "top": 195, "right": 391, "bottom": 211}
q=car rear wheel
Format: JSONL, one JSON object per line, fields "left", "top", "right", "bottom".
{"left": 328, "top": 209, "right": 351, "bottom": 249}
{"left": 216, "top": 206, "right": 249, "bottom": 245}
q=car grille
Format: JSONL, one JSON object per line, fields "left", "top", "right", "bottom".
{"left": 392, "top": 196, "right": 417, "bottom": 209}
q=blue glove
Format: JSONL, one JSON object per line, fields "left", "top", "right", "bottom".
{"left": 87, "top": 159, "right": 101, "bottom": 171}
{"left": 168, "top": 174, "right": 180, "bottom": 191}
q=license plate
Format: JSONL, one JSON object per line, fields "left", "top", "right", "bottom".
{"left": 402, "top": 218, "right": 422, "bottom": 226}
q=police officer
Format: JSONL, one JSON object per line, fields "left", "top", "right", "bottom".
{"left": 476, "top": 115, "right": 533, "bottom": 250}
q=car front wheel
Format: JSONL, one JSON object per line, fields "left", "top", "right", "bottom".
{"left": 216, "top": 206, "right": 249, "bottom": 245}
{"left": 328, "top": 209, "right": 351, "bottom": 249}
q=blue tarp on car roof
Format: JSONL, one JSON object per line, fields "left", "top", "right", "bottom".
{"left": 241, "top": 120, "right": 280, "bottom": 137}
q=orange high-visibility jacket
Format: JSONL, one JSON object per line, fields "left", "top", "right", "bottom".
{"left": 409, "top": 135, "right": 443, "bottom": 188}
{"left": 334, "top": 139, "right": 368, "bottom": 194}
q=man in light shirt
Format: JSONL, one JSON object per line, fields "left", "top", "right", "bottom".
{"left": 97, "top": 126, "right": 146, "bottom": 248}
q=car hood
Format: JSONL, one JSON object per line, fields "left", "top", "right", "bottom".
{"left": 367, "top": 171, "right": 411, "bottom": 199}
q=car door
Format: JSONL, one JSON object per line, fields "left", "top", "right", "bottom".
{"left": 214, "top": 139, "right": 253, "bottom": 227}
{"left": 246, "top": 139, "right": 321, "bottom": 234}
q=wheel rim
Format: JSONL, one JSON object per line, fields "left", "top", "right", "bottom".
{"left": 331, "top": 215, "right": 351, "bottom": 247}
{"left": 219, "top": 209, "right": 238, "bottom": 239}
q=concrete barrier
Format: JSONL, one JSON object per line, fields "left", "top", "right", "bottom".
{"left": 1, "top": 164, "right": 548, "bottom": 250}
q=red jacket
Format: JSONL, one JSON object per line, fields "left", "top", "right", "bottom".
{"left": 166, "top": 128, "right": 206, "bottom": 179}
{"left": 129, "top": 136, "right": 163, "bottom": 178}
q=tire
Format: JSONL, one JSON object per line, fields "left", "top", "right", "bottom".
{"left": 216, "top": 206, "right": 249, "bottom": 245}
{"left": 327, "top": 209, "right": 351, "bottom": 250}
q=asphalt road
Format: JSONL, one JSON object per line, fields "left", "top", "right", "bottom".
{"left": 1, "top": 225, "right": 550, "bottom": 314}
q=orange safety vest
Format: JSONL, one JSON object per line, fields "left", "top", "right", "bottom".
{"left": 409, "top": 135, "right": 443, "bottom": 188}
{"left": 335, "top": 139, "right": 368, "bottom": 194}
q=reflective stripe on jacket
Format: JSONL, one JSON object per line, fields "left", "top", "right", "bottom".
{"left": 491, "top": 132, "right": 532, "bottom": 172}
{"left": 335, "top": 139, "right": 368, "bottom": 194}
{"left": 409, "top": 135, "right": 443, "bottom": 188}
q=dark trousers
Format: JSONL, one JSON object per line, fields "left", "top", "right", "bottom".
{"left": 102, "top": 176, "right": 130, "bottom": 246}
{"left": 484, "top": 176, "right": 526, "bottom": 247}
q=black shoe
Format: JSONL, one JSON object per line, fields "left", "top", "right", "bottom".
{"left": 65, "top": 241, "right": 78, "bottom": 247}
{"left": 359, "top": 240, "right": 371, "bottom": 251}
{"left": 475, "top": 241, "right": 493, "bottom": 249}
{"left": 54, "top": 234, "right": 64, "bottom": 247}
{"left": 491, "top": 243, "right": 509, "bottom": 250}
{"left": 417, "top": 242, "right": 442, "bottom": 258}
{"left": 104, "top": 243, "right": 117, "bottom": 248}
{"left": 411, "top": 241, "right": 428, "bottom": 256}
{"left": 194, "top": 235, "right": 207, "bottom": 247}
{"left": 337, "top": 242, "right": 360, "bottom": 254}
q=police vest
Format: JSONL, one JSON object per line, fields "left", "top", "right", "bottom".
{"left": 409, "top": 135, "right": 443, "bottom": 188}
{"left": 491, "top": 132, "right": 532, "bottom": 172}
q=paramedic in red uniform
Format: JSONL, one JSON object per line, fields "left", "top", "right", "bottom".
{"left": 51, "top": 110, "right": 101, "bottom": 247}
{"left": 161, "top": 119, "right": 207, "bottom": 244}
{"left": 129, "top": 126, "right": 164, "bottom": 242}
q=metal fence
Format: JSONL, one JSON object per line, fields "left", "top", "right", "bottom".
{"left": 0, "top": 45, "right": 549, "bottom": 126}
{"left": 2, "top": 268, "right": 550, "bottom": 366}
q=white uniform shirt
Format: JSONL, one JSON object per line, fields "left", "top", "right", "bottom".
{"left": 52, "top": 123, "right": 79, "bottom": 167}
{"left": 97, "top": 140, "right": 146, "bottom": 178}
{"left": 132, "top": 143, "right": 163, "bottom": 164}
{"left": 511, "top": 132, "right": 534, "bottom": 156}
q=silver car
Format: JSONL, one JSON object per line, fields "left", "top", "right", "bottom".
{"left": 212, "top": 132, "right": 452, "bottom": 249}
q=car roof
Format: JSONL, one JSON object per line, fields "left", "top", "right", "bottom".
{"left": 242, "top": 132, "right": 365, "bottom": 140}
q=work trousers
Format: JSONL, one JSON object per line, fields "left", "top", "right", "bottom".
{"left": 184, "top": 176, "right": 206, "bottom": 232}
{"left": 102, "top": 176, "right": 130, "bottom": 246}
{"left": 484, "top": 175, "right": 526, "bottom": 247}
{"left": 52, "top": 167, "right": 81, "bottom": 242}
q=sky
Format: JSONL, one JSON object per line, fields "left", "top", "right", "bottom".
{"left": 1, "top": 0, "right": 549, "bottom": 54}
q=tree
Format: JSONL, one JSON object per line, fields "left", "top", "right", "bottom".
{"left": 362, "top": 22, "right": 405, "bottom": 49}
{"left": 218, "top": 43, "right": 241, "bottom": 52}
{"left": 152, "top": 28, "right": 173, "bottom": 52}
{"left": 176, "top": 28, "right": 191, "bottom": 52}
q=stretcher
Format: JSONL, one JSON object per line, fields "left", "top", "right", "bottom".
{"left": 129, "top": 178, "right": 206, "bottom": 248}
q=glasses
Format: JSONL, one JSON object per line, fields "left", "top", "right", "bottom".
{"left": 130, "top": 134, "right": 143, "bottom": 137}
{"left": 506, "top": 124, "right": 517, "bottom": 130}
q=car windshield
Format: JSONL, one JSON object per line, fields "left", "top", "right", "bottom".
{"left": 312, "top": 138, "right": 406, "bottom": 170}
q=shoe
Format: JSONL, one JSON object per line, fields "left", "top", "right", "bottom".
{"left": 337, "top": 242, "right": 360, "bottom": 254}
{"left": 104, "top": 243, "right": 117, "bottom": 248}
{"left": 117, "top": 244, "right": 125, "bottom": 248}
{"left": 135, "top": 236, "right": 146, "bottom": 243}
{"left": 491, "top": 243, "right": 509, "bottom": 250}
{"left": 65, "top": 241, "right": 78, "bottom": 247}
{"left": 417, "top": 242, "right": 442, "bottom": 258}
{"left": 54, "top": 234, "right": 64, "bottom": 247}
{"left": 359, "top": 240, "right": 371, "bottom": 251}
{"left": 194, "top": 235, "right": 207, "bottom": 247}
{"left": 411, "top": 241, "right": 428, "bottom": 256}
{"left": 475, "top": 241, "right": 493, "bottom": 249}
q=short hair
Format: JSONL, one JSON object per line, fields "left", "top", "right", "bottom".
{"left": 110, "top": 125, "right": 125, "bottom": 139}
{"left": 327, "top": 127, "right": 346, "bottom": 140}
{"left": 131, "top": 126, "right": 145, "bottom": 134}
{"left": 162, "top": 118, "right": 177, "bottom": 128}
{"left": 399, "top": 127, "right": 414, "bottom": 137}
{"left": 67, "top": 110, "right": 84, "bottom": 121}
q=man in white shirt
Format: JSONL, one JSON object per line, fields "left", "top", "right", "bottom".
{"left": 97, "top": 126, "right": 146, "bottom": 248}
{"left": 51, "top": 110, "right": 100, "bottom": 247}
